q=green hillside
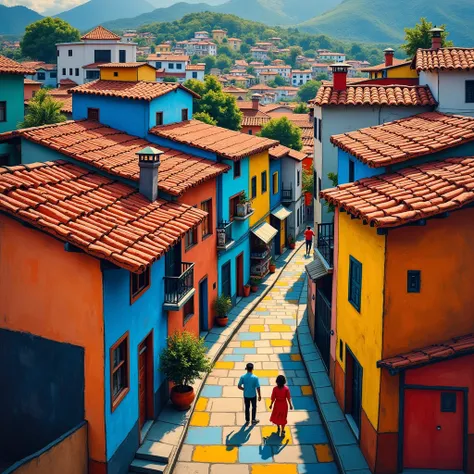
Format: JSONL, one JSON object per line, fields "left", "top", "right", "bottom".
{"left": 299, "top": 0, "right": 474, "bottom": 46}
{"left": 0, "top": 5, "right": 43, "bottom": 35}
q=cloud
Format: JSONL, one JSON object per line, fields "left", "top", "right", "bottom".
{"left": 0, "top": 0, "right": 87, "bottom": 14}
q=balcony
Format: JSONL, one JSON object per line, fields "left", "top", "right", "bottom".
{"left": 317, "top": 223, "right": 334, "bottom": 268}
{"left": 163, "top": 262, "right": 195, "bottom": 311}
{"left": 234, "top": 203, "right": 255, "bottom": 221}
{"left": 217, "top": 221, "right": 234, "bottom": 251}
{"left": 281, "top": 187, "right": 293, "bottom": 202}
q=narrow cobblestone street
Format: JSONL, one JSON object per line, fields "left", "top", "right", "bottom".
{"left": 174, "top": 245, "right": 338, "bottom": 474}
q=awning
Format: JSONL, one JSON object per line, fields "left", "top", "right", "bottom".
{"left": 251, "top": 222, "right": 278, "bottom": 244}
{"left": 305, "top": 254, "right": 329, "bottom": 282}
{"left": 271, "top": 205, "right": 292, "bottom": 221}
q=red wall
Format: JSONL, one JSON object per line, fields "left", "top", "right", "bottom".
{"left": 241, "top": 125, "right": 262, "bottom": 136}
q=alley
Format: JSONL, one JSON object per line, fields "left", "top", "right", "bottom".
{"left": 174, "top": 245, "right": 338, "bottom": 474}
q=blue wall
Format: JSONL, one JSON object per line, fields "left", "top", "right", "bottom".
{"left": 147, "top": 134, "right": 216, "bottom": 160}
{"left": 102, "top": 259, "right": 167, "bottom": 461}
{"left": 337, "top": 150, "right": 383, "bottom": 184}
{"left": 270, "top": 158, "right": 281, "bottom": 210}
{"left": 217, "top": 237, "right": 250, "bottom": 299}
{"left": 0, "top": 74, "right": 24, "bottom": 134}
{"left": 148, "top": 89, "right": 193, "bottom": 128}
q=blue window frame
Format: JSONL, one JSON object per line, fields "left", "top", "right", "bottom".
{"left": 348, "top": 256, "right": 362, "bottom": 312}
{"left": 407, "top": 270, "right": 421, "bottom": 293}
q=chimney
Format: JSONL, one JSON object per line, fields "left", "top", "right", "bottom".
{"left": 331, "top": 63, "right": 350, "bottom": 92}
{"left": 137, "top": 146, "right": 163, "bottom": 202}
{"left": 384, "top": 48, "right": 394, "bottom": 67}
{"left": 430, "top": 27, "right": 444, "bottom": 50}
{"left": 251, "top": 93, "right": 261, "bottom": 110}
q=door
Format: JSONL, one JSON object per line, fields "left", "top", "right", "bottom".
{"left": 271, "top": 216, "right": 281, "bottom": 255}
{"left": 236, "top": 253, "right": 244, "bottom": 297}
{"left": 221, "top": 261, "right": 231, "bottom": 298}
{"left": 403, "top": 389, "right": 464, "bottom": 470}
{"left": 199, "top": 278, "right": 208, "bottom": 332}
{"left": 138, "top": 340, "right": 148, "bottom": 431}
{"left": 315, "top": 288, "right": 331, "bottom": 371}
{"left": 345, "top": 349, "right": 363, "bottom": 430}
{"left": 165, "top": 242, "right": 181, "bottom": 277}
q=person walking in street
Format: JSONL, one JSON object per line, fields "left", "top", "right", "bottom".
{"left": 269, "top": 375, "right": 293, "bottom": 436}
{"left": 238, "top": 363, "right": 261, "bottom": 425}
{"left": 304, "top": 226, "right": 315, "bottom": 256}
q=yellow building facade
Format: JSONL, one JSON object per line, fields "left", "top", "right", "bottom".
{"left": 369, "top": 63, "right": 418, "bottom": 80}
{"left": 249, "top": 151, "right": 270, "bottom": 227}
{"left": 212, "top": 30, "right": 227, "bottom": 43}
{"left": 99, "top": 63, "right": 156, "bottom": 82}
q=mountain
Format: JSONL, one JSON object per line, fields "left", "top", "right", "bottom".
{"left": 0, "top": 5, "right": 43, "bottom": 35}
{"left": 56, "top": 0, "right": 155, "bottom": 30}
{"left": 148, "top": 0, "right": 226, "bottom": 5}
{"left": 299, "top": 0, "right": 474, "bottom": 46}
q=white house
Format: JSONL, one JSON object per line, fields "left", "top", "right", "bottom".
{"left": 194, "top": 31, "right": 210, "bottom": 40}
{"left": 23, "top": 61, "right": 57, "bottom": 88}
{"left": 318, "top": 52, "right": 346, "bottom": 63}
{"left": 147, "top": 53, "right": 190, "bottom": 82}
{"left": 255, "top": 65, "right": 292, "bottom": 82}
{"left": 188, "top": 41, "right": 217, "bottom": 57}
{"left": 251, "top": 48, "right": 270, "bottom": 61}
{"left": 185, "top": 64, "right": 205, "bottom": 81}
{"left": 57, "top": 26, "right": 137, "bottom": 85}
{"left": 292, "top": 70, "right": 312, "bottom": 86}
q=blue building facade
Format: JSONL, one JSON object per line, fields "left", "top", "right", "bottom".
{"left": 270, "top": 157, "right": 282, "bottom": 211}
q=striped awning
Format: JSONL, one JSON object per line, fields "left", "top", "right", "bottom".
{"left": 305, "top": 254, "right": 329, "bottom": 282}
{"left": 251, "top": 222, "right": 278, "bottom": 244}
{"left": 271, "top": 205, "right": 292, "bottom": 221}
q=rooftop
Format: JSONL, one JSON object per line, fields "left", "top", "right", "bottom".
{"left": 81, "top": 26, "right": 121, "bottom": 41}
{"left": 311, "top": 85, "right": 437, "bottom": 107}
{"left": 147, "top": 54, "right": 189, "bottom": 62}
{"left": 269, "top": 145, "right": 307, "bottom": 161}
{"left": 14, "top": 120, "right": 229, "bottom": 196}
{"left": 98, "top": 62, "right": 151, "bottom": 68}
{"left": 150, "top": 120, "right": 277, "bottom": 161}
{"left": 330, "top": 112, "right": 474, "bottom": 168}
{"left": 361, "top": 58, "right": 410, "bottom": 72}
{"left": 321, "top": 157, "right": 474, "bottom": 228}
{"left": 70, "top": 80, "right": 199, "bottom": 101}
{"left": 414, "top": 47, "right": 474, "bottom": 72}
{"left": 0, "top": 161, "right": 206, "bottom": 273}
{"left": 0, "top": 55, "right": 36, "bottom": 75}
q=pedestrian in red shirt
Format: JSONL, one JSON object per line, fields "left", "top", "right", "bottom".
{"left": 304, "top": 226, "right": 315, "bottom": 256}
{"left": 269, "top": 375, "right": 293, "bottom": 437}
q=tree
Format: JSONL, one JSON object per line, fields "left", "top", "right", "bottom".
{"left": 240, "top": 43, "right": 250, "bottom": 55}
{"left": 202, "top": 55, "right": 216, "bottom": 73}
{"left": 402, "top": 18, "right": 453, "bottom": 57}
{"left": 294, "top": 103, "right": 309, "bottom": 114}
{"left": 259, "top": 117, "right": 302, "bottom": 151}
{"left": 21, "top": 18, "right": 80, "bottom": 63}
{"left": 216, "top": 54, "right": 232, "bottom": 71}
{"left": 302, "top": 165, "right": 314, "bottom": 196}
{"left": 163, "top": 76, "right": 178, "bottom": 82}
{"left": 193, "top": 112, "right": 217, "bottom": 125}
{"left": 298, "top": 80, "right": 321, "bottom": 103}
{"left": 289, "top": 46, "right": 303, "bottom": 67}
{"left": 19, "top": 89, "right": 67, "bottom": 128}
{"left": 272, "top": 75, "right": 286, "bottom": 87}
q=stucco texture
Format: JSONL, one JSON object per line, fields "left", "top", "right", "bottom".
{"left": 249, "top": 151, "right": 270, "bottom": 227}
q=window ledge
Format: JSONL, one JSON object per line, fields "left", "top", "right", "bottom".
{"left": 345, "top": 414, "right": 360, "bottom": 440}
{"left": 234, "top": 209, "right": 255, "bottom": 221}
{"left": 111, "top": 387, "right": 129, "bottom": 412}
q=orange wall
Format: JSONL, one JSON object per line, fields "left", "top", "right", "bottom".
{"left": 383, "top": 207, "right": 474, "bottom": 358}
{"left": 241, "top": 125, "right": 262, "bottom": 136}
{"left": 168, "top": 179, "right": 218, "bottom": 336}
{"left": 0, "top": 216, "right": 106, "bottom": 463}
{"left": 24, "top": 83, "right": 41, "bottom": 100}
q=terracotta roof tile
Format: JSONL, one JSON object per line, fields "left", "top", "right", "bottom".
{"left": 24, "top": 78, "right": 41, "bottom": 85}
{"left": 269, "top": 145, "right": 307, "bottom": 161}
{"left": 150, "top": 120, "right": 277, "bottom": 161}
{"left": 98, "top": 62, "right": 151, "bottom": 68}
{"left": 361, "top": 58, "right": 410, "bottom": 72}
{"left": 147, "top": 54, "right": 189, "bottom": 62}
{"left": 0, "top": 55, "right": 36, "bottom": 75}
{"left": 310, "top": 85, "right": 437, "bottom": 107}
{"left": 331, "top": 112, "right": 474, "bottom": 168}
{"left": 25, "top": 91, "right": 73, "bottom": 114}
{"left": 60, "top": 79, "right": 78, "bottom": 87}
{"left": 70, "top": 80, "right": 199, "bottom": 101}
{"left": 415, "top": 48, "right": 474, "bottom": 72}
{"left": 0, "top": 161, "right": 206, "bottom": 273}
{"left": 321, "top": 157, "right": 474, "bottom": 228}
{"left": 81, "top": 26, "right": 121, "bottom": 41}
{"left": 82, "top": 62, "right": 107, "bottom": 69}
{"left": 377, "top": 334, "right": 474, "bottom": 374}
{"left": 16, "top": 121, "right": 229, "bottom": 196}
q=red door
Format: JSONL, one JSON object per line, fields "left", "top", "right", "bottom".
{"left": 138, "top": 341, "right": 148, "bottom": 431}
{"left": 236, "top": 253, "right": 244, "bottom": 297}
{"left": 403, "top": 389, "right": 464, "bottom": 470}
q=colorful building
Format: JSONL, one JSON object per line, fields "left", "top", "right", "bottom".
{"left": 22, "top": 60, "right": 58, "bottom": 88}
{"left": 212, "top": 29, "right": 227, "bottom": 43}
{"left": 97, "top": 62, "right": 156, "bottom": 82}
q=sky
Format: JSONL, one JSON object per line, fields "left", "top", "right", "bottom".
{"left": 0, "top": 0, "right": 87, "bottom": 14}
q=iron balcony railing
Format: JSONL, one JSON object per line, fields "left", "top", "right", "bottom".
{"left": 317, "top": 223, "right": 334, "bottom": 268}
{"left": 281, "top": 187, "right": 293, "bottom": 201}
{"left": 216, "top": 221, "right": 233, "bottom": 249}
{"left": 164, "top": 262, "right": 194, "bottom": 306}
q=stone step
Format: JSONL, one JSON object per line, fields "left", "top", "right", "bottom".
{"left": 129, "top": 459, "right": 167, "bottom": 474}
{"left": 136, "top": 440, "right": 173, "bottom": 463}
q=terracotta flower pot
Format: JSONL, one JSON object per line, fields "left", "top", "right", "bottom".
{"left": 216, "top": 316, "right": 228, "bottom": 327}
{"left": 251, "top": 285, "right": 258, "bottom": 293}
{"left": 289, "top": 243, "right": 296, "bottom": 249}
{"left": 170, "top": 385, "right": 195, "bottom": 411}
{"left": 269, "top": 264, "right": 276, "bottom": 273}
{"left": 243, "top": 285, "right": 251, "bottom": 297}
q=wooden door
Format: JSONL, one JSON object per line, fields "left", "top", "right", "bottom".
{"left": 138, "top": 341, "right": 148, "bottom": 431}
{"left": 222, "top": 261, "right": 231, "bottom": 298}
{"left": 345, "top": 349, "right": 363, "bottom": 430}
{"left": 199, "top": 277, "right": 208, "bottom": 332}
{"left": 236, "top": 253, "right": 244, "bottom": 297}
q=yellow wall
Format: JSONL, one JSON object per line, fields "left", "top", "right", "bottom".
{"left": 280, "top": 218, "right": 286, "bottom": 251}
{"left": 156, "top": 45, "right": 171, "bottom": 52}
{"left": 336, "top": 212, "right": 386, "bottom": 429}
{"left": 213, "top": 32, "right": 226, "bottom": 42}
{"left": 100, "top": 66, "right": 156, "bottom": 82}
{"left": 249, "top": 151, "right": 270, "bottom": 227}
{"left": 370, "top": 64, "right": 418, "bottom": 80}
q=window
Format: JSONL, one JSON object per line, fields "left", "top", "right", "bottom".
{"left": 50, "top": 71, "right": 57, "bottom": 78}
{"left": 0, "top": 154, "right": 9, "bottom": 165}
{"left": 314, "top": 118, "right": 318, "bottom": 140}
{"left": 119, "top": 50, "right": 126, "bottom": 63}
{"left": 192, "top": 72, "right": 198, "bottom": 79}
{"left": 75, "top": 68, "right": 79, "bottom": 76}
{"left": 181, "top": 109, "right": 188, "bottom": 121}
{"left": 297, "top": 170, "right": 300, "bottom": 186}
{"left": 248, "top": 130, "right": 253, "bottom": 135}
{"left": 0, "top": 101, "right": 6, "bottom": 122}
{"left": 465, "top": 80, "right": 474, "bottom": 103}
{"left": 183, "top": 296, "right": 194, "bottom": 323}
{"left": 349, "top": 159, "right": 355, "bottom": 182}
{"left": 37, "top": 72, "right": 45, "bottom": 80}
{"left": 57, "top": 50, "right": 60, "bottom": 57}
{"left": 94, "top": 49, "right": 111, "bottom": 63}
{"left": 272, "top": 172, "right": 279, "bottom": 194}
{"left": 176, "top": 63, "right": 182, "bottom": 70}
{"left": 313, "top": 170, "right": 317, "bottom": 197}
{"left": 251, "top": 176, "right": 257, "bottom": 199}
{"left": 155, "top": 61, "right": 162, "bottom": 69}
{"left": 297, "top": 207, "right": 300, "bottom": 226}
{"left": 110, "top": 332, "right": 129, "bottom": 410}
{"left": 318, "top": 178, "right": 321, "bottom": 195}
{"left": 201, "top": 199, "right": 212, "bottom": 238}
{"left": 156, "top": 112, "right": 164, "bottom": 126}
{"left": 62, "top": 68, "right": 66, "bottom": 75}
{"left": 185, "top": 227, "right": 197, "bottom": 249}
{"left": 86, "top": 70, "right": 100, "bottom": 80}
{"left": 339, "top": 339, "right": 344, "bottom": 361}
{"left": 348, "top": 256, "right": 362, "bottom": 312}
{"left": 407, "top": 270, "right": 421, "bottom": 293}
{"left": 229, "top": 193, "right": 241, "bottom": 221}
{"left": 261, "top": 170, "right": 267, "bottom": 193}
{"left": 67, "top": 49, "right": 72, "bottom": 57}
{"left": 233, "top": 160, "right": 241, "bottom": 179}
{"left": 130, "top": 267, "right": 150, "bottom": 302}
{"left": 87, "top": 108, "right": 100, "bottom": 121}
{"left": 318, "top": 118, "right": 322, "bottom": 142}
{"left": 114, "top": 72, "right": 118, "bottom": 77}
{"left": 69, "top": 68, "right": 73, "bottom": 75}
{"left": 441, "top": 392, "right": 457, "bottom": 413}
{"left": 169, "top": 63, "right": 175, "bottom": 69}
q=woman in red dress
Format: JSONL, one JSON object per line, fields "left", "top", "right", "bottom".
{"left": 269, "top": 375, "right": 293, "bottom": 436}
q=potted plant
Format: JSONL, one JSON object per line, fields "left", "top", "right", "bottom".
{"left": 250, "top": 277, "right": 259, "bottom": 293}
{"left": 160, "top": 331, "right": 212, "bottom": 411}
{"left": 213, "top": 294, "right": 232, "bottom": 327}
{"left": 288, "top": 234, "right": 296, "bottom": 249}
{"left": 236, "top": 192, "right": 249, "bottom": 217}
{"left": 243, "top": 283, "right": 251, "bottom": 297}
{"left": 269, "top": 258, "right": 276, "bottom": 273}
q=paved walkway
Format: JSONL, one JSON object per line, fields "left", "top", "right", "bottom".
{"left": 174, "top": 245, "right": 339, "bottom": 474}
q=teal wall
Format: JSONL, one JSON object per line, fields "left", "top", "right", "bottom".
{"left": 0, "top": 74, "right": 25, "bottom": 133}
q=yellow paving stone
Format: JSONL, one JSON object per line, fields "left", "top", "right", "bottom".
{"left": 241, "top": 341, "right": 254, "bottom": 348}
{"left": 193, "top": 446, "right": 238, "bottom": 463}
{"left": 275, "top": 282, "right": 288, "bottom": 287}
{"left": 214, "top": 361, "right": 235, "bottom": 369}
{"left": 290, "top": 354, "right": 302, "bottom": 361}
{"left": 261, "top": 426, "right": 293, "bottom": 445}
{"left": 270, "top": 340, "right": 292, "bottom": 347}
{"left": 254, "top": 370, "right": 279, "bottom": 377}
{"left": 314, "top": 444, "right": 334, "bottom": 462}
{"left": 301, "top": 386, "right": 313, "bottom": 396}
{"left": 269, "top": 324, "right": 292, "bottom": 332}
{"left": 263, "top": 296, "right": 272, "bottom": 301}
{"left": 249, "top": 325, "right": 266, "bottom": 332}
{"left": 190, "top": 412, "right": 210, "bottom": 427}
{"left": 195, "top": 397, "right": 208, "bottom": 411}
{"left": 251, "top": 464, "right": 297, "bottom": 474}
{"left": 256, "top": 306, "right": 267, "bottom": 311}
